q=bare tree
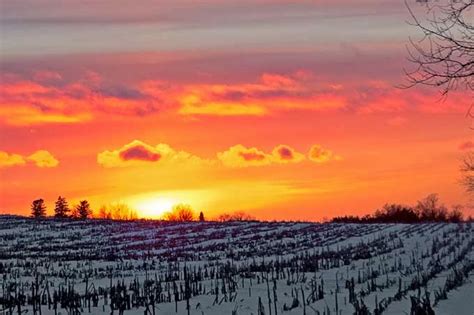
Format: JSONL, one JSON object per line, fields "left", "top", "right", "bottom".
{"left": 96, "top": 203, "right": 137, "bottom": 220}
{"left": 163, "top": 203, "right": 195, "bottom": 222}
{"left": 462, "top": 152, "right": 474, "bottom": 193}
{"left": 448, "top": 204, "right": 464, "bottom": 222}
{"left": 404, "top": 0, "right": 473, "bottom": 96}
{"left": 404, "top": 0, "right": 473, "bottom": 194}
{"left": 97, "top": 205, "right": 112, "bottom": 219}
{"left": 216, "top": 211, "right": 256, "bottom": 222}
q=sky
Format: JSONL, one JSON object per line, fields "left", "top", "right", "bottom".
{"left": 0, "top": 0, "right": 473, "bottom": 220}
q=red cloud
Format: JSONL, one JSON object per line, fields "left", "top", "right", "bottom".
{"left": 0, "top": 73, "right": 163, "bottom": 126}
{"left": 2, "top": 69, "right": 469, "bottom": 127}
{"left": 177, "top": 71, "right": 347, "bottom": 116}
{"left": 276, "top": 146, "right": 294, "bottom": 160}
{"left": 272, "top": 145, "right": 305, "bottom": 164}
{"left": 119, "top": 144, "right": 161, "bottom": 162}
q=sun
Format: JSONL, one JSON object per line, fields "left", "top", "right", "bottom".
{"left": 133, "top": 197, "right": 178, "bottom": 219}
{"left": 126, "top": 189, "right": 214, "bottom": 219}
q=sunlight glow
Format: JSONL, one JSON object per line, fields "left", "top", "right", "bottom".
{"left": 126, "top": 189, "right": 216, "bottom": 219}
{"left": 133, "top": 197, "right": 178, "bottom": 219}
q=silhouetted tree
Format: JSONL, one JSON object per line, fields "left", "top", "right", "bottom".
{"left": 54, "top": 196, "right": 70, "bottom": 218}
{"left": 216, "top": 211, "right": 256, "bottom": 222}
{"left": 404, "top": 0, "right": 473, "bottom": 96}
{"left": 415, "top": 194, "right": 442, "bottom": 221}
{"left": 97, "top": 203, "right": 137, "bottom": 220}
{"left": 448, "top": 204, "right": 464, "bottom": 222}
{"left": 332, "top": 193, "right": 465, "bottom": 223}
{"left": 163, "top": 204, "right": 194, "bottom": 222}
{"left": 462, "top": 152, "right": 474, "bottom": 194}
{"left": 75, "top": 200, "right": 92, "bottom": 219}
{"left": 97, "top": 205, "right": 112, "bottom": 219}
{"left": 31, "top": 199, "right": 46, "bottom": 218}
{"left": 376, "top": 203, "right": 419, "bottom": 223}
{"left": 199, "top": 211, "right": 205, "bottom": 222}
{"left": 404, "top": 1, "right": 473, "bottom": 197}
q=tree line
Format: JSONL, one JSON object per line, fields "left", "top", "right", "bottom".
{"left": 30, "top": 197, "right": 142, "bottom": 220}
{"left": 332, "top": 193, "right": 468, "bottom": 224}
{"left": 29, "top": 197, "right": 258, "bottom": 223}
{"left": 31, "top": 197, "right": 92, "bottom": 219}
{"left": 31, "top": 193, "right": 467, "bottom": 223}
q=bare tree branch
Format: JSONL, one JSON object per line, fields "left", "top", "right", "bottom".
{"left": 403, "top": 0, "right": 474, "bottom": 195}
{"left": 402, "top": 0, "right": 473, "bottom": 96}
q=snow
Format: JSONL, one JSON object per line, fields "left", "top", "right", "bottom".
{"left": 0, "top": 217, "right": 472, "bottom": 315}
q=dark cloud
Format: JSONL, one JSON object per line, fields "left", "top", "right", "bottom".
{"left": 100, "top": 85, "right": 145, "bottom": 100}
{"left": 276, "top": 145, "right": 294, "bottom": 160}
{"left": 119, "top": 144, "right": 161, "bottom": 162}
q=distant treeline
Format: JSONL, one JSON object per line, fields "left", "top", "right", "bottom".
{"left": 26, "top": 193, "right": 471, "bottom": 223}
{"left": 332, "top": 194, "right": 470, "bottom": 223}
{"left": 28, "top": 196, "right": 256, "bottom": 222}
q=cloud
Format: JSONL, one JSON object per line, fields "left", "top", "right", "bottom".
{"left": 97, "top": 140, "right": 206, "bottom": 168}
{"left": 217, "top": 145, "right": 272, "bottom": 167}
{"left": 0, "top": 150, "right": 58, "bottom": 168}
{"left": 218, "top": 144, "right": 305, "bottom": 167}
{"left": 0, "top": 152, "right": 26, "bottom": 168}
{"left": 308, "top": 145, "right": 341, "bottom": 163}
{"left": 119, "top": 143, "right": 161, "bottom": 162}
{"left": 353, "top": 81, "right": 467, "bottom": 115}
{"left": 0, "top": 80, "right": 92, "bottom": 125}
{"left": 174, "top": 72, "right": 467, "bottom": 118}
{"left": 32, "top": 70, "right": 63, "bottom": 83}
{"left": 2, "top": 69, "right": 469, "bottom": 126}
{"left": 459, "top": 141, "right": 474, "bottom": 151}
{"left": 0, "top": 73, "right": 164, "bottom": 126}
{"left": 27, "top": 150, "right": 59, "bottom": 168}
{"left": 176, "top": 71, "right": 347, "bottom": 117}
{"left": 272, "top": 145, "right": 305, "bottom": 163}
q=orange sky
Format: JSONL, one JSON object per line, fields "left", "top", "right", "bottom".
{"left": 0, "top": 0, "right": 473, "bottom": 220}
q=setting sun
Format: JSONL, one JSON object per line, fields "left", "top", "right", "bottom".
{"left": 131, "top": 196, "right": 178, "bottom": 219}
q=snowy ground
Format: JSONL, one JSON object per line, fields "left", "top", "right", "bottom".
{"left": 0, "top": 217, "right": 473, "bottom": 315}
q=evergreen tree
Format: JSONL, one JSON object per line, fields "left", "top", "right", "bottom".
{"left": 76, "top": 200, "right": 92, "bottom": 219}
{"left": 199, "top": 211, "right": 205, "bottom": 222}
{"left": 31, "top": 199, "right": 46, "bottom": 218}
{"left": 54, "top": 196, "right": 70, "bottom": 218}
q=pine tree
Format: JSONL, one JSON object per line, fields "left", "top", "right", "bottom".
{"left": 76, "top": 200, "right": 92, "bottom": 219}
{"left": 54, "top": 196, "right": 70, "bottom": 218}
{"left": 199, "top": 211, "right": 205, "bottom": 222}
{"left": 31, "top": 199, "right": 46, "bottom": 218}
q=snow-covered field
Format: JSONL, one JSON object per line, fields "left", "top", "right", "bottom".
{"left": 0, "top": 217, "right": 473, "bottom": 315}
